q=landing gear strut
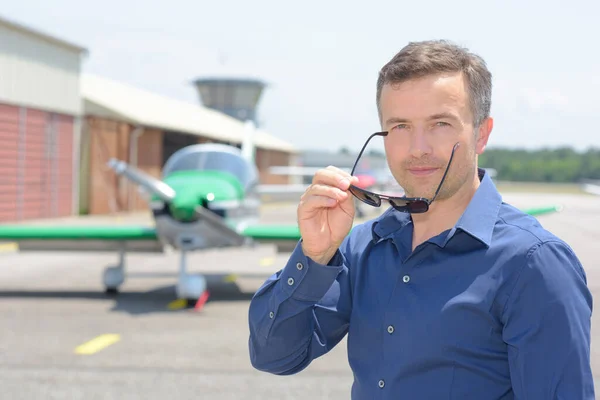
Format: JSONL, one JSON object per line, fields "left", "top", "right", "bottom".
{"left": 176, "top": 248, "right": 207, "bottom": 302}
{"left": 103, "top": 245, "right": 126, "bottom": 294}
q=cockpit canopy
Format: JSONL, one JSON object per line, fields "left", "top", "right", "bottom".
{"left": 162, "top": 144, "right": 258, "bottom": 190}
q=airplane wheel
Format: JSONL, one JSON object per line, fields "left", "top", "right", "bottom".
{"left": 176, "top": 274, "right": 207, "bottom": 300}
{"left": 185, "top": 299, "right": 196, "bottom": 307}
{"left": 103, "top": 265, "right": 125, "bottom": 294}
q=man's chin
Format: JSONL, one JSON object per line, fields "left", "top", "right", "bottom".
{"left": 404, "top": 182, "right": 443, "bottom": 198}
{"left": 403, "top": 190, "right": 432, "bottom": 199}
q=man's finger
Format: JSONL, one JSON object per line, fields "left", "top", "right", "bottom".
{"left": 304, "top": 184, "right": 349, "bottom": 202}
{"left": 299, "top": 194, "right": 338, "bottom": 210}
{"left": 313, "top": 169, "right": 359, "bottom": 189}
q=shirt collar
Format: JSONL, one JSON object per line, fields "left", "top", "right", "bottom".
{"left": 453, "top": 168, "right": 502, "bottom": 247}
{"left": 371, "top": 205, "right": 411, "bottom": 242}
{"left": 371, "top": 168, "right": 502, "bottom": 248}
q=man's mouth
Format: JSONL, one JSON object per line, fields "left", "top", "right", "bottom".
{"left": 408, "top": 167, "right": 439, "bottom": 176}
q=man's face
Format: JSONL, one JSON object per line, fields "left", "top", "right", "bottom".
{"left": 378, "top": 71, "right": 492, "bottom": 201}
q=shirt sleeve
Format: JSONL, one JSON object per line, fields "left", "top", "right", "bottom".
{"left": 502, "top": 240, "right": 595, "bottom": 399}
{"left": 248, "top": 238, "right": 353, "bottom": 375}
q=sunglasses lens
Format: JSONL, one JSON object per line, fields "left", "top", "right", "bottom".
{"left": 389, "top": 198, "right": 410, "bottom": 212}
{"left": 408, "top": 201, "right": 429, "bottom": 214}
{"left": 388, "top": 199, "right": 429, "bottom": 214}
{"left": 349, "top": 186, "right": 381, "bottom": 206}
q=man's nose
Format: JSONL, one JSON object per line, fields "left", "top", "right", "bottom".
{"left": 408, "top": 129, "right": 432, "bottom": 159}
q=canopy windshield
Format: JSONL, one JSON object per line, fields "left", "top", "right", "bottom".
{"left": 163, "top": 145, "right": 257, "bottom": 189}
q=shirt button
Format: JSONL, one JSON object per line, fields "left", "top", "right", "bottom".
{"left": 378, "top": 379, "right": 385, "bottom": 388}
{"left": 269, "top": 311, "right": 274, "bottom": 318}
{"left": 296, "top": 262, "right": 303, "bottom": 270}
{"left": 287, "top": 277, "right": 294, "bottom": 285}
{"left": 402, "top": 275, "right": 410, "bottom": 283}
{"left": 387, "top": 325, "right": 394, "bottom": 334}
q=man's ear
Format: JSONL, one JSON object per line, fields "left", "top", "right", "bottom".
{"left": 475, "top": 117, "right": 493, "bottom": 155}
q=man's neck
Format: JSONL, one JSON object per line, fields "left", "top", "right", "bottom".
{"left": 410, "top": 171, "right": 481, "bottom": 251}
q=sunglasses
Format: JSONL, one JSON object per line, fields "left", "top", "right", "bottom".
{"left": 347, "top": 131, "right": 459, "bottom": 214}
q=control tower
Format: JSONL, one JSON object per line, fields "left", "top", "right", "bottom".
{"left": 192, "top": 77, "right": 267, "bottom": 126}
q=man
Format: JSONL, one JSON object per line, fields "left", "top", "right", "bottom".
{"left": 248, "top": 40, "right": 594, "bottom": 399}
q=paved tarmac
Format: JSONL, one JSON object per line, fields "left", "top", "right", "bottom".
{"left": 0, "top": 192, "right": 599, "bottom": 399}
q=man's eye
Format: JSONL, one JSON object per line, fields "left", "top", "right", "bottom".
{"left": 436, "top": 121, "right": 450, "bottom": 127}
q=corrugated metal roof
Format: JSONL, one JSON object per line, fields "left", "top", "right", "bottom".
{"left": 0, "top": 15, "right": 87, "bottom": 54}
{"left": 82, "top": 74, "right": 298, "bottom": 153}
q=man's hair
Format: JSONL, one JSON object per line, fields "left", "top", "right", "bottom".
{"left": 376, "top": 40, "right": 492, "bottom": 127}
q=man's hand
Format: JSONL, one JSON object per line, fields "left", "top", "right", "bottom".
{"left": 297, "top": 166, "right": 359, "bottom": 264}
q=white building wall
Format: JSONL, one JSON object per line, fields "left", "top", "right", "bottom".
{"left": 0, "top": 20, "right": 84, "bottom": 116}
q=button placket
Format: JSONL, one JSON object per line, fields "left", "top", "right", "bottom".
{"left": 381, "top": 255, "right": 423, "bottom": 382}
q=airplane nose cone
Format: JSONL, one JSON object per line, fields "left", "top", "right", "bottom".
{"left": 170, "top": 192, "right": 199, "bottom": 221}
{"left": 170, "top": 192, "right": 218, "bottom": 221}
{"left": 161, "top": 171, "right": 244, "bottom": 222}
{"left": 168, "top": 188, "right": 220, "bottom": 221}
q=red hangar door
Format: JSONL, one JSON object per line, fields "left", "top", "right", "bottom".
{"left": 0, "top": 103, "right": 74, "bottom": 222}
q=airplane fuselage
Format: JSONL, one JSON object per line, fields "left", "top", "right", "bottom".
{"left": 146, "top": 147, "right": 263, "bottom": 251}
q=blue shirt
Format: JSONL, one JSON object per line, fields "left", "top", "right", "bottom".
{"left": 248, "top": 169, "right": 594, "bottom": 399}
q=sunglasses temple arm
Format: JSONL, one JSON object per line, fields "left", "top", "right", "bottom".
{"left": 430, "top": 143, "right": 458, "bottom": 203}
{"left": 350, "top": 132, "right": 386, "bottom": 176}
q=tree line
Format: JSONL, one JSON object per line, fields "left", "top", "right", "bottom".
{"left": 479, "top": 147, "right": 600, "bottom": 182}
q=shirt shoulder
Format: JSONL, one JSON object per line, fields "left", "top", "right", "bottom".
{"left": 495, "top": 201, "right": 567, "bottom": 252}
{"left": 490, "top": 202, "right": 588, "bottom": 322}
{"left": 495, "top": 201, "right": 585, "bottom": 282}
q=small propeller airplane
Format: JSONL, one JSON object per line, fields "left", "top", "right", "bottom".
{"left": 0, "top": 121, "right": 563, "bottom": 304}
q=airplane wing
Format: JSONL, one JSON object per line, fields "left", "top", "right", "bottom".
{"left": 521, "top": 205, "right": 563, "bottom": 215}
{"left": 240, "top": 224, "right": 301, "bottom": 252}
{"left": 0, "top": 225, "right": 162, "bottom": 252}
{"left": 0, "top": 205, "right": 562, "bottom": 253}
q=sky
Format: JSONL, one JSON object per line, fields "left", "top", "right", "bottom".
{"left": 2, "top": 0, "right": 599, "bottom": 154}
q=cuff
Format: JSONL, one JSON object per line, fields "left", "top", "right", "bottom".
{"left": 279, "top": 240, "right": 345, "bottom": 302}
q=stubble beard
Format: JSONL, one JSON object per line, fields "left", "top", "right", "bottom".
{"left": 395, "top": 150, "right": 476, "bottom": 201}
{"left": 400, "top": 172, "right": 446, "bottom": 200}
{"left": 429, "top": 149, "right": 477, "bottom": 202}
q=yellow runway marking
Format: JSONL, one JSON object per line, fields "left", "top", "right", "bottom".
{"left": 223, "top": 274, "right": 238, "bottom": 283}
{"left": 167, "top": 299, "right": 188, "bottom": 310}
{"left": 259, "top": 257, "right": 274, "bottom": 267}
{"left": 0, "top": 242, "right": 18, "bottom": 253}
{"left": 75, "top": 334, "right": 120, "bottom": 355}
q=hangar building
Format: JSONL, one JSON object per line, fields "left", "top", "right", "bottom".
{"left": 0, "top": 15, "right": 86, "bottom": 222}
